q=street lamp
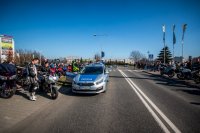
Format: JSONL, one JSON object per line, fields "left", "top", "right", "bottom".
{"left": 93, "top": 34, "right": 107, "bottom": 60}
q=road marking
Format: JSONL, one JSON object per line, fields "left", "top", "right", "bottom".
{"left": 128, "top": 70, "right": 141, "bottom": 72}
{"left": 119, "top": 70, "right": 181, "bottom": 133}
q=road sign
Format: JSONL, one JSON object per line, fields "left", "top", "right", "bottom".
{"left": 149, "top": 54, "right": 153, "bottom": 60}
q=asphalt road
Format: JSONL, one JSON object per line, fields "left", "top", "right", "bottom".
{"left": 2, "top": 67, "right": 200, "bottom": 133}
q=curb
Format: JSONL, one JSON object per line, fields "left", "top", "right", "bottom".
{"left": 142, "top": 70, "right": 200, "bottom": 89}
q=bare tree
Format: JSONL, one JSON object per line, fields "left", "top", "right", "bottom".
{"left": 14, "top": 49, "right": 44, "bottom": 66}
{"left": 130, "top": 50, "right": 145, "bottom": 63}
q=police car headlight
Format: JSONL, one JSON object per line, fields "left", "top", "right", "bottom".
{"left": 73, "top": 80, "right": 77, "bottom": 85}
{"left": 9, "top": 75, "right": 17, "bottom": 80}
{"left": 96, "top": 79, "right": 103, "bottom": 85}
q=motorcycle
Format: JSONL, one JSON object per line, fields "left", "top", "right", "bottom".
{"left": 56, "top": 66, "right": 65, "bottom": 78}
{"left": 160, "top": 65, "right": 175, "bottom": 78}
{"left": 176, "top": 67, "right": 192, "bottom": 80}
{"left": 0, "top": 64, "right": 17, "bottom": 98}
{"left": 16, "top": 65, "right": 32, "bottom": 91}
{"left": 38, "top": 72, "right": 59, "bottom": 99}
{"left": 193, "top": 69, "right": 200, "bottom": 84}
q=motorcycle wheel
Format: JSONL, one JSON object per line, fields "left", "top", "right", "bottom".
{"left": 168, "top": 71, "right": 175, "bottom": 78}
{"left": 160, "top": 71, "right": 163, "bottom": 76}
{"left": 194, "top": 77, "right": 200, "bottom": 84}
{"left": 51, "top": 86, "right": 58, "bottom": 100}
{"left": 177, "top": 73, "right": 184, "bottom": 80}
{"left": 0, "top": 86, "right": 16, "bottom": 99}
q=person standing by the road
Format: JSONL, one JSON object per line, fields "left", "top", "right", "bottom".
{"left": 28, "top": 58, "right": 39, "bottom": 101}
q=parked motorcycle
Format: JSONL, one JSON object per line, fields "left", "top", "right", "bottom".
{"left": 176, "top": 67, "right": 192, "bottom": 80}
{"left": 38, "top": 72, "right": 59, "bottom": 99}
{"left": 193, "top": 69, "right": 200, "bottom": 84}
{"left": 0, "top": 64, "right": 17, "bottom": 98}
{"left": 160, "top": 65, "right": 175, "bottom": 78}
{"left": 16, "top": 65, "right": 32, "bottom": 91}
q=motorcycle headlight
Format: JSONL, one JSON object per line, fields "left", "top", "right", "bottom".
{"left": 9, "top": 75, "right": 17, "bottom": 80}
{"left": 96, "top": 79, "right": 103, "bottom": 85}
{"left": 53, "top": 76, "right": 57, "bottom": 81}
{"left": 0, "top": 75, "right": 7, "bottom": 80}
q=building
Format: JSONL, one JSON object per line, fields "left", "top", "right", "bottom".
{"left": 174, "top": 56, "right": 183, "bottom": 63}
{"left": 192, "top": 56, "right": 200, "bottom": 63}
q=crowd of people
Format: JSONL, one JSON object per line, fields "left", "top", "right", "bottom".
{"left": 0, "top": 57, "right": 88, "bottom": 101}
{"left": 133, "top": 60, "right": 200, "bottom": 72}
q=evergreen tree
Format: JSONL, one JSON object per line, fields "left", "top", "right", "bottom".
{"left": 158, "top": 46, "right": 172, "bottom": 64}
{"left": 80, "top": 57, "right": 83, "bottom": 64}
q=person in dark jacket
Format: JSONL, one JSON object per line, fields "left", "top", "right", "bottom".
{"left": 41, "top": 62, "right": 50, "bottom": 73}
{"left": 28, "top": 58, "right": 39, "bottom": 101}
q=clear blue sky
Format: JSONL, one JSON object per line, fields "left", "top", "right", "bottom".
{"left": 1, "top": 0, "right": 200, "bottom": 59}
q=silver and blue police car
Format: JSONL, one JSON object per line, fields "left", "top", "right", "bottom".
{"left": 72, "top": 63, "right": 109, "bottom": 94}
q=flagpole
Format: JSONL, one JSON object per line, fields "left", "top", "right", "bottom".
{"left": 164, "top": 33, "right": 166, "bottom": 65}
{"left": 182, "top": 40, "right": 184, "bottom": 63}
{"left": 182, "top": 24, "right": 187, "bottom": 63}
{"left": 162, "top": 25, "right": 166, "bottom": 65}
{"left": 173, "top": 44, "right": 174, "bottom": 61}
{"left": 172, "top": 24, "right": 176, "bottom": 64}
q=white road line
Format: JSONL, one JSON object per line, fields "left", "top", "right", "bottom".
{"left": 119, "top": 70, "right": 181, "bottom": 133}
{"left": 128, "top": 70, "right": 139, "bottom": 72}
{"left": 123, "top": 70, "right": 181, "bottom": 133}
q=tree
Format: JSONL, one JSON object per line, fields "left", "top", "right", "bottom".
{"left": 157, "top": 46, "right": 172, "bottom": 64}
{"left": 80, "top": 57, "right": 83, "bottom": 64}
{"left": 14, "top": 49, "right": 44, "bottom": 66}
{"left": 130, "top": 50, "right": 144, "bottom": 63}
{"left": 6, "top": 49, "right": 14, "bottom": 63}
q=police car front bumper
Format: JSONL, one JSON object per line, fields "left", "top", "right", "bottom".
{"left": 72, "top": 82, "right": 105, "bottom": 94}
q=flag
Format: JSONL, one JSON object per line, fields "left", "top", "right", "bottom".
{"left": 173, "top": 24, "right": 176, "bottom": 45}
{"left": 162, "top": 25, "right": 165, "bottom": 32}
{"left": 162, "top": 25, "right": 165, "bottom": 43}
{"left": 182, "top": 24, "right": 187, "bottom": 41}
{"left": 101, "top": 51, "right": 105, "bottom": 58}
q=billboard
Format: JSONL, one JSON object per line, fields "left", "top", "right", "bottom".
{"left": 0, "top": 35, "right": 15, "bottom": 62}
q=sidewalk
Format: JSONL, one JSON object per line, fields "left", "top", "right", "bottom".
{"left": 142, "top": 70, "right": 200, "bottom": 89}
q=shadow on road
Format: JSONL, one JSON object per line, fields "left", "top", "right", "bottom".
{"left": 141, "top": 73, "right": 200, "bottom": 96}
{"left": 15, "top": 88, "right": 56, "bottom": 100}
{"left": 110, "top": 72, "right": 200, "bottom": 97}
{"left": 190, "top": 102, "right": 200, "bottom": 105}
{"left": 15, "top": 89, "right": 29, "bottom": 99}
{"left": 58, "top": 85, "right": 98, "bottom": 97}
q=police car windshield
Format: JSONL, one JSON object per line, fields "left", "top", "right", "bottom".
{"left": 81, "top": 66, "right": 103, "bottom": 75}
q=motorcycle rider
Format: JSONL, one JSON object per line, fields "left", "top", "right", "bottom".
{"left": 41, "top": 61, "right": 50, "bottom": 73}
{"left": 28, "top": 58, "right": 39, "bottom": 101}
{"left": 39, "top": 61, "right": 50, "bottom": 91}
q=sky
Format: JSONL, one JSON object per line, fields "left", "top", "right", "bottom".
{"left": 0, "top": 0, "right": 200, "bottom": 59}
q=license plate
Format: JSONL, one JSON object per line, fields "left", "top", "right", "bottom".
{"left": 80, "top": 86, "right": 90, "bottom": 90}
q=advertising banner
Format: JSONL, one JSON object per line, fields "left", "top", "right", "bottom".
{"left": 0, "top": 35, "right": 15, "bottom": 62}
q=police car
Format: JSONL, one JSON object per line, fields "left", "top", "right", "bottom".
{"left": 72, "top": 63, "right": 109, "bottom": 94}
